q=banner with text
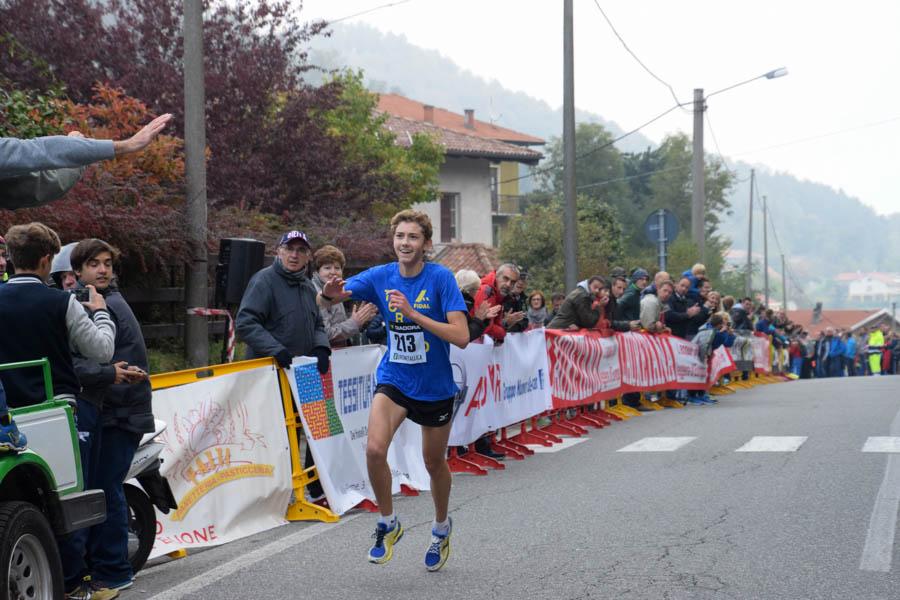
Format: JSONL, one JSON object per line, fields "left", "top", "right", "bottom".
{"left": 448, "top": 329, "right": 552, "bottom": 446}
{"left": 547, "top": 330, "right": 716, "bottom": 408}
{"left": 751, "top": 334, "right": 772, "bottom": 373}
{"left": 150, "top": 366, "right": 293, "bottom": 559}
{"left": 708, "top": 346, "right": 738, "bottom": 386}
{"left": 287, "top": 347, "right": 431, "bottom": 516}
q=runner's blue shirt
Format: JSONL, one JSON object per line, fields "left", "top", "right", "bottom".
{"left": 345, "top": 262, "right": 466, "bottom": 402}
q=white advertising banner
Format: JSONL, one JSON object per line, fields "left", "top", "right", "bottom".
{"left": 448, "top": 329, "right": 552, "bottom": 446}
{"left": 667, "top": 336, "right": 709, "bottom": 388}
{"left": 287, "top": 346, "right": 431, "bottom": 516}
{"left": 150, "top": 366, "right": 293, "bottom": 559}
{"left": 708, "top": 346, "right": 737, "bottom": 386}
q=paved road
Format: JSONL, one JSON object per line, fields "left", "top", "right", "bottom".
{"left": 136, "top": 375, "right": 900, "bottom": 600}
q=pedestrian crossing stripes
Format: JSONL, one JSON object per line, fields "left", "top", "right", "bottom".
{"left": 617, "top": 437, "right": 697, "bottom": 452}
{"left": 608, "top": 436, "right": 900, "bottom": 453}
{"left": 862, "top": 437, "right": 900, "bottom": 453}
{"left": 735, "top": 436, "right": 808, "bottom": 452}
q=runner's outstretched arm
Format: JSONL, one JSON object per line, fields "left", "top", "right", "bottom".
{"left": 388, "top": 290, "right": 469, "bottom": 349}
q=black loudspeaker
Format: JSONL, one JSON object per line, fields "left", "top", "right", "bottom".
{"left": 215, "top": 238, "right": 266, "bottom": 306}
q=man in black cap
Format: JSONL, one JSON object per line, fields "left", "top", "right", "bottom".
{"left": 615, "top": 268, "right": 650, "bottom": 410}
{"left": 236, "top": 230, "right": 331, "bottom": 502}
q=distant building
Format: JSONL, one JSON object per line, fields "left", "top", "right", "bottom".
{"left": 377, "top": 94, "right": 544, "bottom": 248}
{"left": 788, "top": 307, "right": 899, "bottom": 337}
{"left": 834, "top": 272, "right": 900, "bottom": 305}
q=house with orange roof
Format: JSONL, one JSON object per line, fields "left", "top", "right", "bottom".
{"left": 377, "top": 94, "right": 544, "bottom": 249}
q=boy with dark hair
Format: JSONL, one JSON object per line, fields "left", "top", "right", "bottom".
{"left": 319, "top": 209, "right": 469, "bottom": 571}
{"left": 60, "top": 238, "right": 152, "bottom": 597}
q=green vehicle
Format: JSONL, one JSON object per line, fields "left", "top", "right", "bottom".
{"left": 1, "top": 359, "right": 106, "bottom": 600}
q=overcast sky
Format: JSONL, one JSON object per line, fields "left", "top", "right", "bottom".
{"left": 300, "top": 0, "right": 900, "bottom": 216}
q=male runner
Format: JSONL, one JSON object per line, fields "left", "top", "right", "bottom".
{"left": 320, "top": 210, "right": 468, "bottom": 571}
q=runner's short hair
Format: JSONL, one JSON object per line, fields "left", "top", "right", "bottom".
{"left": 314, "top": 244, "right": 346, "bottom": 270}
{"left": 71, "top": 239, "right": 120, "bottom": 273}
{"left": 391, "top": 210, "right": 433, "bottom": 241}
{"left": 5, "top": 222, "right": 61, "bottom": 270}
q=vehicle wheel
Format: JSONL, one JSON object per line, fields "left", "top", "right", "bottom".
{"left": 125, "top": 484, "right": 155, "bottom": 574}
{"left": 0, "top": 501, "right": 64, "bottom": 600}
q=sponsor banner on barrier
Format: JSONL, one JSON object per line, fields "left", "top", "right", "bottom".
{"left": 752, "top": 334, "right": 771, "bottom": 373}
{"left": 546, "top": 330, "right": 711, "bottom": 407}
{"left": 667, "top": 336, "right": 709, "bottom": 389}
{"left": 150, "top": 366, "right": 293, "bottom": 559}
{"left": 288, "top": 346, "right": 431, "bottom": 516}
{"left": 449, "top": 329, "right": 552, "bottom": 446}
{"left": 708, "top": 346, "right": 737, "bottom": 386}
{"left": 546, "top": 330, "right": 621, "bottom": 407}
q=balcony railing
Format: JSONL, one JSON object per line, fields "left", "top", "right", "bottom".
{"left": 491, "top": 193, "right": 526, "bottom": 217}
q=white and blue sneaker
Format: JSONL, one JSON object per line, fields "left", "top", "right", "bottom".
{"left": 424, "top": 517, "right": 452, "bottom": 572}
{"left": 368, "top": 519, "right": 403, "bottom": 564}
{"left": 0, "top": 418, "right": 27, "bottom": 452}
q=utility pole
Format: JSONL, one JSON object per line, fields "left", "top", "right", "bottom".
{"left": 745, "top": 168, "right": 755, "bottom": 298}
{"left": 691, "top": 88, "right": 706, "bottom": 263}
{"left": 562, "top": 0, "right": 578, "bottom": 291}
{"left": 781, "top": 254, "right": 787, "bottom": 309}
{"left": 183, "top": 0, "right": 209, "bottom": 367}
{"left": 762, "top": 195, "right": 769, "bottom": 307}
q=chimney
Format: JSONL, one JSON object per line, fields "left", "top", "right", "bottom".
{"left": 464, "top": 108, "right": 475, "bottom": 129}
{"left": 423, "top": 104, "right": 434, "bottom": 123}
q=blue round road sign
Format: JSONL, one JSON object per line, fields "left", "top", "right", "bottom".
{"left": 643, "top": 209, "right": 680, "bottom": 245}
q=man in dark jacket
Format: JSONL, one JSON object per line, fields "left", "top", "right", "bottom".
{"left": 547, "top": 277, "right": 609, "bottom": 330}
{"left": 236, "top": 230, "right": 330, "bottom": 371}
{"left": 61, "top": 238, "right": 153, "bottom": 594}
{"left": 615, "top": 268, "right": 649, "bottom": 322}
{"left": 665, "top": 277, "right": 702, "bottom": 340}
{"left": 236, "top": 230, "right": 331, "bottom": 504}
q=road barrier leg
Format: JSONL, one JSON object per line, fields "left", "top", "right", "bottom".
{"left": 463, "top": 442, "right": 506, "bottom": 470}
{"left": 541, "top": 411, "right": 587, "bottom": 437}
{"left": 447, "top": 446, "right": 488, "bottom": 475}
{"left": 277, "top": 368, "right": 339, "bottom": 523}
{"left": 496, "top": 427, "right": 534, "bottom": 456}
{"left": 638, "top": 393, "right": 664, "bottom": 411}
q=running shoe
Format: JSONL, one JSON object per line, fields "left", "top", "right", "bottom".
{"left": 65, "top": 580, "right": 119, "bottom": 600}
{"left": 368, "top": 519, "right": 403, "bottom": 564}
{"left": 0, "top": 418, "right": 27, "bottom": 452}
{"left": 424, "top": 517, "right": 452, "bottom": 572}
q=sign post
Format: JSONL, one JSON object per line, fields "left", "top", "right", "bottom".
{"left": 643, "top": 209, "right": 680, "bottom": 272}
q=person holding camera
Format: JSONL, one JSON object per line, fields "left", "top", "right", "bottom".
{"left": 57, "top": 238, "right": 153, "bottom": 597}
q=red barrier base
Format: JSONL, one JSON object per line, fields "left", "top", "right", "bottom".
{"left": 464, "top": 444, "right": 506, "bottom": 470}
{"left": 354, "top": 499, "right": 379, "bottom": 513}
{"left": 491, "top": 440, "right": 526, "bottom": 460}
{"left": 400, "top": 484, "right": 419, "bottom": 497}
{"left": 568, "top": 413, "right": 606, "bottom": 429}
{"left": 499, "top": 429, "right": 534, "bottom": 456}
{"left": 509, "top": 420, "right": 559, "bottom": 447}
{"left": 447, "top": 447, "right": 488, "bottom": 475}
{"left": 541, "top": 412, "right": 587, "bottom": 437}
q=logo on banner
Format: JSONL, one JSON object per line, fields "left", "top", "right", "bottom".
{"left": 293, "top": 363, "right": 344, "bottom": 440}
{"left": 162, "top": 400, "right": 276, "bottom": 521}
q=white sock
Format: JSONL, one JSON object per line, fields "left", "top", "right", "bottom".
{"left": 378, "top": 513, "right": 396, "bottom": 528}
{"left": 433, "top": 518, "right": 450, "bottom": 535}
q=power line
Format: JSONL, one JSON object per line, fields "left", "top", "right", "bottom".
{"left": 576, "top": 163, "right": 689, "bottom": 190}
{"left": 326, "top": 0, "right": 413, "bottom": 25}
{"left": 731, "top": 114, "right": 900, "bottom": 157}
{"left": 499, "top": 102, "right": 682, "bottom": 186}
{"left": 704, "top": 109, "right": 738, "bottom": 177}
{"left": 591, "top": 0, "right": 687, "bottom": 110}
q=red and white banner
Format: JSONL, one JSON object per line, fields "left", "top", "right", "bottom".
{"left": 546, "top": 330, "right": 621, "bottom": 407}
{"left": 751, "top": 334, "right": 771, "bottom": 373}
{"left": 546, "top": 330, "right": 714, "bottom": 408}
{"left": 708, "top": 346, "right": 737, "bottom": 386}
{"left": 449, "top": 329, "right": 552, "bottom": 446}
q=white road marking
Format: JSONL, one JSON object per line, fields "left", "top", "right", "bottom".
{"left": 616, "top": 437, "right": 697, "bottom": 452}
{"left": 863, "top": 437, "right": 900, "bottom": 453}
{"left": 734, "top": 436, "right": 807, "bottom": 452}
{"left": 529, "top": 437, "right": 589, "bottom": 453}
{"left": 861, "top": 408, "right": 900, "bottom": 572}
{"left": 146, "top": 513, "right": 364, "bottom": 600}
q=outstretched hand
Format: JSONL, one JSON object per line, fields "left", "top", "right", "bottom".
{"left": 322, "top": 277, "right": 352, "bottom": 303}
{"left": 114, "top": 113, "right": 173, "bottom": 156}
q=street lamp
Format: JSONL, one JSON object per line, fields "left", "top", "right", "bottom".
{"left": 691, "top": 67, "right": 788, "bottom": 263}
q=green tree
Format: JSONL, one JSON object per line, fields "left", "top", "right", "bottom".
{"left": 499, "top": 194, "right": 623, "bottom": 295}
{"left": 318, "top": 70, "right": 445, "bottom": 221}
